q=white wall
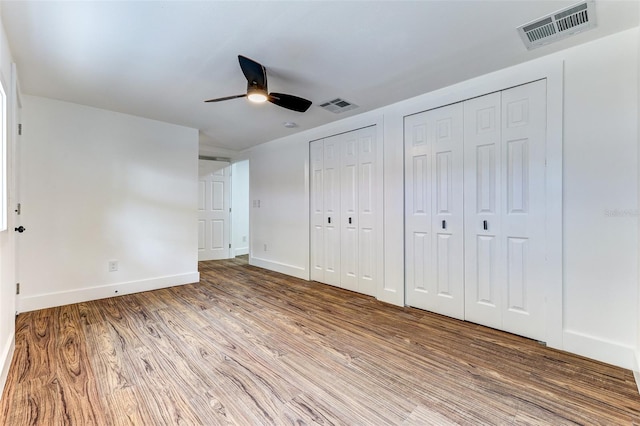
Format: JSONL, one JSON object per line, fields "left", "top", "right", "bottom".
{"left": 0, "top": 10, "right": 17, "bottom": 398}
{"left": 250, "top": 137, "right": 309, "bottom": 278}
{"left": 18, "top": 96, "right": 200, "bottom": 311}
{"left": 248, "top": 28, "right": 639, "bottom": 370}
{"left": 637, "top": 11, "right": 640, "bottom": 384}
{"left": 560, "top": 29, "right": 638, "bottom": 369}
{"left": 231, "top": 160, "right": 249, "bottom": 256}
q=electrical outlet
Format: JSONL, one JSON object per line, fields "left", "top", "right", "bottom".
{"left": 264, "top": 244, "right": 267, "bottom": 251}
{"left": 108, "top": 260, "right": 118, "bottom": 272}
{"left": 242, "top": 236, "right": 247, "bottom": 243}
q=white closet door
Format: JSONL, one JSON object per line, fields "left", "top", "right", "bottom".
{"left": 356, "top": 126, "right": 378, "bottom": 297}
{"left": 310, "top": 126, "right": 380, "bottom": 297}
{"left": 464, "top": 81, "right": 547, "bottom": 341}
{"left": 405, "top": 113, "right": 432, "bottom": 310}
{"left": 341, "top": 132, "right": 359, "bottom": 292}
{"left": 310, "top": 140, "right": 325, "bottom": 282}
{"left": 500, "top": 80, "right": 547, "bottom": 341}
{"left": 405, "top": 103, "right": 464, "bottom": 318}
{"left": 464, "top": 92, "right": 503, "bottom": 329}
{"left": 323, "top": 134, "right": 341, "bottom": 287}
{"left": 431, "top": 104, "right": 465, "bottom": 318}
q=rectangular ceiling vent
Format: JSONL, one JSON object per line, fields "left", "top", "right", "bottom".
{"left": 517, "top": 1, "right": 596, "bottom": 50}
{"left": 319, "top": 98, "right": 359, "bottom": 114}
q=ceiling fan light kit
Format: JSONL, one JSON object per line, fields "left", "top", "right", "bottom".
{"left": 205, "top": 55, "right": 312, "bottom": 112}
{"left": 247, "top": 86, "right": 268, "bottom": 103}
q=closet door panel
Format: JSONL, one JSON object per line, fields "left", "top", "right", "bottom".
{"left": 405, "top": 104, "right": 463, "bottom": 317}
{"left": 500, "top": 80, "right": 546, "bottom": 341}
{"left": 464, "top": 92, "right": 503, "bottom": 330}
{"left": 405, "top": 114, "right": 433, "bottom": 310}
{"left": 430, "top": 103, "right": 464, "bottom": 319}
{"left": 341, "top": 133, "right": 359, "bottom": 291}
{"left": 359, "top": 227, "right": 375, "bottom": 294}
{"left": 311, "top": 125, "right": 380, "bottom": 297}
{"left": 310, "top": 140, "right": 325, "bottom": 282}
{"left": 323, "top": 135, "right": 341, "bottom": 287}
{"left": 357, "top": 127, "right": 377, "bottom": 296}
{"left": 476, "top": 235, "right": 497, "bottom": 306}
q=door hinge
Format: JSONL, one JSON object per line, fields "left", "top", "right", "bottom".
{"left": 16, "top": 283, "right": 20, "bottom": 295}
{"left": 15, "top": 203, "right": 21, "bottom": 215}
{"left": 229, "top": 244, "right": 231, "bottom": 248}
{"left": 18, "top": 123, "right": 22, "bottom": 136}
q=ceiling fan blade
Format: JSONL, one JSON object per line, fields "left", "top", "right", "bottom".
{"left": 268, "top": 92, "right": 312, "bottom": 112}
{"left": 238, "top": 55, "right": 267, "bottom": 88}
{"left": 204, "top": 94, "right": 247, "bottom": 103}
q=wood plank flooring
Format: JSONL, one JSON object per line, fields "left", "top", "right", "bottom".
{"left": 1, "top": 256, "right": 639, "bottom": 425}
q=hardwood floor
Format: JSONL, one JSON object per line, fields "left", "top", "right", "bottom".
{"left": 1, "top": 257, "right": 639, "bottom": 425}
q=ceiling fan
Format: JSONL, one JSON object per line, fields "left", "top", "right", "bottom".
{"left": 204, "top": 55, "right": 312, "bottom": 113}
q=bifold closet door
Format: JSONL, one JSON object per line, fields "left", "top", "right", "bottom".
{"left": 353, "top": 126, "right": 377, "bottom": 297}
{"left": 310, "top": 126, "right": 380, "bottom": 297}
{"left": 464, "top": 80, "right": 547, "bottom": 341}
{"left": 322, "top": 135, "right": 342, "bottom": 287}
{"left": 340, "top": 131, "right": 359, "bottom": 292}
{"left": 405, "top": 103, "right": 465, "bottom": 319}
{"left": 309, "top": 136, "right": 342, "bottom": 286}
{"left": 310, "top": 140, "right": 325, "bottom": 282}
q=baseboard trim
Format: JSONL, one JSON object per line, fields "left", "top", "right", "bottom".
{"left": 0, "top": 331, "right": 15, "bottom": 401}
{"left": 563, "top": 329, "right": 636, "bottom": 370}
{"left": 234, "top": 247, "right": 249, "bottom": 256}
{"left": 18, "top": 272, "right": 200, "bottom": 313}
{"left": 250, "top": 256, "right": 307, "bottom": 280}
{"left": 634, "top": 352, "right": 640, "bottom": 395}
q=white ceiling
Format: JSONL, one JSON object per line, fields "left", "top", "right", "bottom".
{"left": 1, "top": 1, "right": 638, "bottom": 152}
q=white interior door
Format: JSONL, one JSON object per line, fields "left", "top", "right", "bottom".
{"left": 405, "top": 113, "right": 432, "bottom": 310}
{"left": 198, "top": 160, "right": 230, "bottom": 261}
{"left": 356, "top": 126, "right": 378, "bottom": 297}
{"left": 464, "top": 81, "right": 547, "bottom": 341}
{"left": 405, "top": 80, "right": 547, "bottom": 341}
{"left": 340, "top": 132, "right": 359, "bottom": 292}
{"left": 12, "top": 93, "right": 21, "bottom": 305}
{"left": 310, "top": 140, "right": 325, "bottom": 282}
{"left": 463, "top": 92, "right": 503, "bottom": 329}
{"left": 499, "top": 80, "right": 547, "bottom": 341}
{"left": 311, "top": 125, "right": 381, "bottom": 296}
{"left": 5, "top": 68, "right": 20, "bottom": 317}
{"left": 322, "top": 135, "right": 341, "bottom": 287}
{"left": 405, "top": 103, "right": 464, "bottom": 319}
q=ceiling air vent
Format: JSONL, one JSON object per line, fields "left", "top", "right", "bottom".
{"left": 517, "top": 1, "right": 596, "bottom": 50}
{"left": 319, "top": 98, "right": 359, "bottom": 114}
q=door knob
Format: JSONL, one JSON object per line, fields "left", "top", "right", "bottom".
{"left": 14, "top": 226, "right": 26, "bottom": 233}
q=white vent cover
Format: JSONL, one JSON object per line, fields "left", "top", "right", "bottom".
{"left": 318, "top": 98, "right": 359, "bottom": 114}
{"left": 517, "top": 1, "right": 596, "bottom": 50}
